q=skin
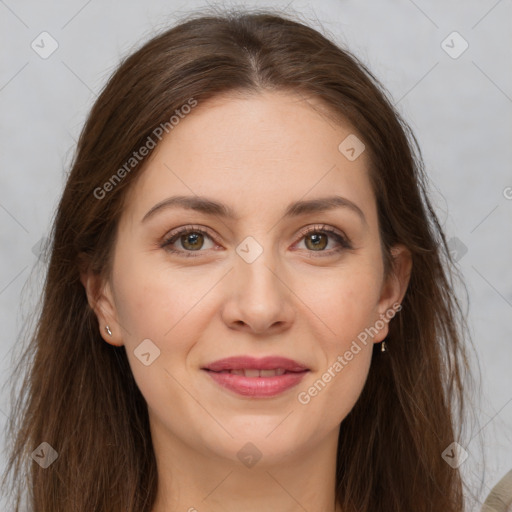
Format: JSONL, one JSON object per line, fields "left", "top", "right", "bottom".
{"left": 81, "top": 90, "right": 412, "bottom": 512}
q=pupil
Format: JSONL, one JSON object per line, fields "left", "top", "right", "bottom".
{"left": 184, "top": 233, "right": 201, "bottom": 249}
{"left": 308, "top": 233, "right": 326, "bottom": 250}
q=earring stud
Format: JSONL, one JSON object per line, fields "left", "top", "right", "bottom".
{"left": 105, "top": 325, "right": 112, "bottom": 336}
{"left": 381, "top": 340, "right": 387, "bottom": 352}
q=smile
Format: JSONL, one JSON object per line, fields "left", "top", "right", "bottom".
{"left": 203, "top": 369, "right": 309, "bottom": 397}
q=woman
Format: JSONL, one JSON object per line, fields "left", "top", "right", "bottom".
{"left": 1, "top": 8, "right": 480, "bottom": 511}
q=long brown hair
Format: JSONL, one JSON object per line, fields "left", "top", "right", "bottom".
{"left": 1, "top": 7, "right": 483, "bottom": 511}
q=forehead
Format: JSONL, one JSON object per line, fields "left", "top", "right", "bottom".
{"left": 122, "top": 90, "right": 376, "bottom": 227}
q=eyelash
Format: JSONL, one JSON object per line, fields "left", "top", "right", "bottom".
{"left": 160, "top": 224, "right": 353, "bottom": 258}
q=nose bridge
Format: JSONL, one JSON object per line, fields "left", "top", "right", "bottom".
{"left": 234, "top": 232, "right": 283, "bottom": 299}
{"left": 224, "top": 231, "right": 293, "bottom": 332}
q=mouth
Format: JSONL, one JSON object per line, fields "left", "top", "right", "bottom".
{"left": 206, "top": 368, "right": 295, "bottom": 377}
{"left": 202, "top": 355, "right": 309, "bottom": 372}
{"left": 201, "top": 356, "right": 310, "bottom": 398}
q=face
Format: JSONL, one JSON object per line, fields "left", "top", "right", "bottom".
{"left": 83, "top": 90, "right": 410, "bottom": 467}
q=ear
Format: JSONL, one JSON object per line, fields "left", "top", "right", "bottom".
{"left": 372, "top": 244, "right": 412, "bottom": 343}
{"left": 80, "top": 270, "right": 124, "bottom": 347}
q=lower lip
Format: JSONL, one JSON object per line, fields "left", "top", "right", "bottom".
{"left": 203, "top": 370, "right": 309, "bottom": 397}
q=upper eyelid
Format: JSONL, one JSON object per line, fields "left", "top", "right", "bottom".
{"left": 164, "top": 224, "right": 217, "bottom": 241}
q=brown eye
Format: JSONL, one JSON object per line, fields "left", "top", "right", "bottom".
{"left": 180, "top": 232, "right": 204, "bottom": 251}
{"left": 161, "top": 226, "right": 216, "bottom": 257}
{"left": 295, "top": 225, "right": 352, "bottom": 256}
{"left": 304, "top": 232, "right": 329, "bottom": 251}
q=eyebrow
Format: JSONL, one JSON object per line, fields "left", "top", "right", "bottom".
{"left": 141, "top": 194, "right": 367, "bottom": 226}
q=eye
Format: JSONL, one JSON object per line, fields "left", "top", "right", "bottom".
{"left": 161, "top": 225, "right": 217, "bottom": 258}
{"left": 160, "top": 224, "right": 353, "bottom": 258}
{"left": 293, "top": 224, "right": 353, "bottom": 257}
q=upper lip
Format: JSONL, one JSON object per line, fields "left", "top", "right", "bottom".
{"left": 202, "top": 356, "right": 309, "bottom": 372}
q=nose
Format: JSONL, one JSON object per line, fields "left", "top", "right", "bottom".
{"left": 220, "top": 246, "right": 296, "bottom": 335}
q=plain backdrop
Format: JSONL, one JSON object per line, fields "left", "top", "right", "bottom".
{"left": 1, "top": 0, "right": 511, "bottom": 509}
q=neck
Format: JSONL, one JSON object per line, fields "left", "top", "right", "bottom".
{"left": 150, "top": 419, "right": 342, "bottom": 512}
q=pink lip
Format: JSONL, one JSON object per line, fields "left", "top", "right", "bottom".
{"left": 203, "top": 355, "right": 309, "bottom": 372}
{"left": 202, "top": 356, "right": 310, "bottom": 398}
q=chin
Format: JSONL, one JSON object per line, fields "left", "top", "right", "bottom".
{"left": 196, "top": 418, "right": 314, "bottom": 466}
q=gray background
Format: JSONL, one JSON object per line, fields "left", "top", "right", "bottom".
{"left": 1, "top": 0, "right": 511, "bottom": 509}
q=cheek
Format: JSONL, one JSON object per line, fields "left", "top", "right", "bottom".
{"left": 297, "top": 348, "right": 372, "bottom": 441}
{"left": 113, "top": 263, "right": 202, "bottom": 431}
{"left": 296, "top": 302, "right": 374, "bottom": 434}
{"left": 111, "top": 254, "right": 223, "bottom": 397}
{"left": 301, "top": 263, "right": 382, "bottom": 344}
{"left": 293, "top": 265, "right": 379, "bottom": 418}
{"left": 112, "top": 250, "right": 209, "bottom": 340}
